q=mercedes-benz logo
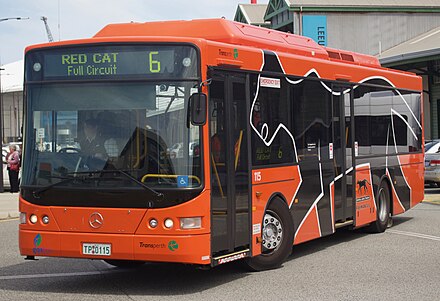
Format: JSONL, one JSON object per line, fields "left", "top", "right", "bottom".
{"left": 89, "top": 212, "right": 104, "bottom": 229}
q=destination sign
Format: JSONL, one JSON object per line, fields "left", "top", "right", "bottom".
{"left": 45, "top": 50, "right": 174, "bottom": 78}
{"left": 26, "top": 45, "right": 198, "bottom": 80}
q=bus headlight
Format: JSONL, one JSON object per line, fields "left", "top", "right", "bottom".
{"left": 164, "top": 218, "right": 174, "bottom": 229}
{"left": 180, "top": 217, "right": 201, "bottom": 229}
{"left": 29, "top": 214, "right": 38, "bottom": 224}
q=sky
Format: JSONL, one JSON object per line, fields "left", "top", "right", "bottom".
{"left": 0, "top": 0, "right": 269, "bottom": 65}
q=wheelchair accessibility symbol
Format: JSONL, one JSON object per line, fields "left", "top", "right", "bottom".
{"left": 177, "top": 176, "right": 189, "bottom": 187}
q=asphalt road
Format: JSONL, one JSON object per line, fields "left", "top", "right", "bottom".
{"left": 0, "top": 201, "right": 439, "bottom": 301}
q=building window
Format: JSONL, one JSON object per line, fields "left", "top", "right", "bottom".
{"left": 434, "top": 60, "right": 440, "bottom": 84}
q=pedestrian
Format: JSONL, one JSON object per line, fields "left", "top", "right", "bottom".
{"left": 6, "top": 144, "right": 20, "bottom": 193}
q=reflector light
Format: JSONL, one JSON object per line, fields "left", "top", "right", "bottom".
{"left": 164, "top": 218, "right": 174, "bottom": 229}
{"left": 180, "top": 217, "right": 202, "bottom": 229}
{"left": 42, "top": 215, "right": 50, "bottom": 224}
{"left": 19, "top": 212, "right": 26, "bottom": 224}
{"left": 149, "top": 219, "right": 158, "bottom": 228}
{"left": 29, "top": 214, "right": 38, "bottom": 224}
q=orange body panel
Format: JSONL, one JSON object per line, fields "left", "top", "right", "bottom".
{"left": 251, "top": 166, "right": 301, "bottom": 255}
{"left": 20, "top": 230, "right": 210, "bottom": 264}
{"left": 19, "top": 190, "right": 211, "bottom": 264}
{"left": 50, "top": 207, "right": 146, "bottom": 234}
{"left": 398, "top": 153, "right": 424, "bottom": 208}
{"left": 294, "top": 206, "right": 321, "bottom": 245}
{"left": 354, "top": 164, "right": 376, "bottom": 227}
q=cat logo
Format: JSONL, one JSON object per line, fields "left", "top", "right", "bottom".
{"left": 357, "top": 179, "right": 371, "bottom": 193}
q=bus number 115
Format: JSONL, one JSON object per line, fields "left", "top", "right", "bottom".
{"left": 254, "top": 171, "right": 262, "bottom": 182}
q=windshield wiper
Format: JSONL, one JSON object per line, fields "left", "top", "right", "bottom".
{"left": 32, "top": 175, "right": 87, "bottom": 198}
{"left": 68, "top": 169, "right": 164, "bottom": 201}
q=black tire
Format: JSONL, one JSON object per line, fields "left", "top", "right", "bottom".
{"left": 366, "top": 181, "right": 390, "bottom": 233}
{"left": 104, "top": 259, "right": 145, "bottom": 268}
{"left": 244, "top": 198, "right": 294, "bottom": 271}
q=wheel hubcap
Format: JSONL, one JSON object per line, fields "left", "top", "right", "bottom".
{"left": 378, "top": 188, "right": 387, "bottom": 222}
{"left": 262, "top": 211, "right": 283, "bottom": 252}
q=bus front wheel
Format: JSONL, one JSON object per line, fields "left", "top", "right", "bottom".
{"left": 245, "top": 199, "right": 293, "bottom": 271}
{"left": 366, "top": 181, "right": 391, "bottom": 233}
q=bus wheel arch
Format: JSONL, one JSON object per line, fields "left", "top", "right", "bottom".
{"left": 245, "top": 194, "right": 294, "bottom": 271}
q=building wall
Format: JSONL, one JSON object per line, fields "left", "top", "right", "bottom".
{"left": 270, "top": 10, "right": 294, "bottom": 32}
{"left": 326, "top": 13, "right": 440, "bottom": 55}
{"left": 286, "top": 12, "right": 440, "bottom": 56}
{"left": 430, "top": 82, "right": 440, "bottom": 139}
{"left": 423, "top": 75, "right": 431, "bottom": 140}
{"left": 1, "top": 91, "right": 23, "bottom": 142}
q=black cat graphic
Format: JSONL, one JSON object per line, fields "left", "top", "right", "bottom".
{"left": 357, "top": 179, "right": 370, "bottom": 193}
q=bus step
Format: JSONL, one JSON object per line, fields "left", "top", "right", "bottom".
{"left": 212, "top": 249, "right": 250, "bottom": 266}
{"left": 335, "top": 220, "right": 354, "bottom": 229}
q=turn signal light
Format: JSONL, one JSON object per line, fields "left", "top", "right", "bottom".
{"left": 19, "top": 212, "right": 26, "bottom": 224}
{"left": 180, "top": 217, "right": 202, "bottom": 229}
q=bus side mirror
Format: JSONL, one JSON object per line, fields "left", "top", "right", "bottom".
{"left": 189, "top": 93, "right": 207, "bottom": 126}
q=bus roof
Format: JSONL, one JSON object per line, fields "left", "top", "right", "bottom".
{"left": 94, "top": 19, "right": 380, "bottom": 68}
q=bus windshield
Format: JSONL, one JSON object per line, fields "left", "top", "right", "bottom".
{"left": 22, "top": 80, "right": 202, "bottom": 205}
{"left": 23, "top": 82, "right": 201, "bottom": 188}
{"left": 22, "top": 44, "right": 202, "bottom": 208}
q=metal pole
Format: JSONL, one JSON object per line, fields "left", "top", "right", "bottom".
{"left": 0, "top": 67, "right": 4, "bottom": 192}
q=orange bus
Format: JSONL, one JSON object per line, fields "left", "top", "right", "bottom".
{"left": 19, "top": 19, "right": 424, "bottom": 270}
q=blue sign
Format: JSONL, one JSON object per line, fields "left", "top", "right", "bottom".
{"left": 302, "top": 15, "right": 327, "bottom": 46}
{"left": 177, "top": 176, "right": 189, "bottom": 188}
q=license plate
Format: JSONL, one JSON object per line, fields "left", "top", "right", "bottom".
{"left": 82, "top": 243, "right": 111, "bottom": 256}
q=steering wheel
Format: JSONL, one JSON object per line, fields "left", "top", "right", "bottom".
{"left": 58, "top": 147, "right": 81, "bottom": 153}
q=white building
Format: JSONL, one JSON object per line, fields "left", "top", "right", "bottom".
{"left": 0, "top": 60, "right": 24, "bottom": 143}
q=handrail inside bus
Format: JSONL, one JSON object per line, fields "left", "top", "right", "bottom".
{"left": 141, "top": 174, "right": 201, "bottom": 185}
{"left": 133, "top": 111, "right": 141, "bottom": 168}
{"left": 211, "top": 154, "right": 225, "bottom": 198}
{"left": 235, "top": 130, "right": 243, "bottom": 171}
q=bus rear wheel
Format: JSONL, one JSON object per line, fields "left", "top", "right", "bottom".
{"left": 366, "top": 181, "right": 390, "bottom": 233}
{"left": 104, "top": 259, "right": 145, "bottom": 268}
{"left": 245, "top": 199, "right": 293, "bottom": 271}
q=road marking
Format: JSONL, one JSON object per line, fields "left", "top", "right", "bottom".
{"left": 423, "top": 200, "right": 440, "bottom": 205}
{"left": 387, "top": 229, "right": 440, "bottom": 242}
{"left": 0, "top": 218, "right": 18, "bottom": 223}
{"left": 0, "top": 270, "right": 118, "bottom": 281}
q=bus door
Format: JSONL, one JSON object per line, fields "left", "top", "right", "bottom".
{"left": 332, "top": 86, "right": 355, "bottom": 223}
{"left": 209, "top": 71, "right": 251, "bottom": 260}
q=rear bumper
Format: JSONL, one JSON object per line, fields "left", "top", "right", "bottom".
{"left": 19, "top": 230, "right": 211, "bottom": 265}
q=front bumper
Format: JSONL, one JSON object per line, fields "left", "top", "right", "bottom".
{"left": 19, "top": 230, "right": 211, "bottom": 265}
